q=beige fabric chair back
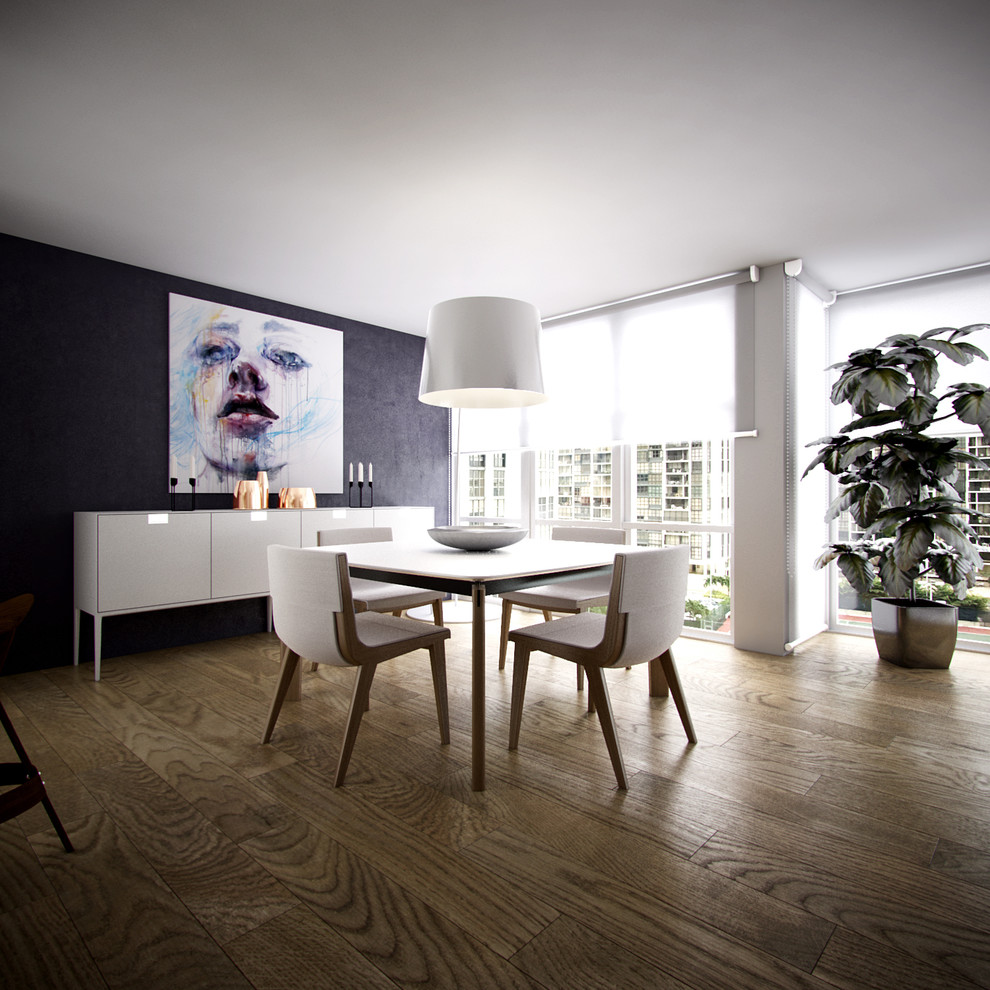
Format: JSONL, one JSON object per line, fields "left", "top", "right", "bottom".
{"left": 552, "top": 526, "right": 626, "bottom": 545}
{"left": 605, "top": 545, "right": 689, "bottom": 667}
{"left": 317, "top": 527, "right": 393, "bottom": 546}
{"left": 267, "top": 545, "right": 352, "bottom": 666}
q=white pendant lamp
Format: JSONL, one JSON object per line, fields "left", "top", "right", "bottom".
{"left": 419, "top": 296, "right": 547, "bottom": 408}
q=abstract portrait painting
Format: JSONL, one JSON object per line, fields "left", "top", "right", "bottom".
{"left": 169, "top": 293, "right": 343, "bottom": 494}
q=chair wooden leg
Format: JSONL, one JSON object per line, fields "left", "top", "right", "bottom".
{"left": 334, "top": 663, "right": 378, "bottom": 786}
{"left": 431, "top": 599, "right": 444, "bottom": 626}
{"left": 658, "top": 648, "right": 696, "bottom": 744}
{"left": 40, "top": 791, "right": 74, "bottom": 853}
{"left": 262, "top": 643, "right": 301, "bottom": 744}
{"left": 498, "top": 600, "right": 513, "bottom": 670}
{"left": 428, "top": 641, "right": 450, "bottom": 745}
{"left": 585, "top": 666, "right": 627, "bottom": 789}
{"left": 508, "top": 646, "right": 531, "bottom": 750}
{"left": 0, "top": 704, "right": 73, "bottom": 852}
{"left": 575, "top": 609, "right": 593, "bottom": 713}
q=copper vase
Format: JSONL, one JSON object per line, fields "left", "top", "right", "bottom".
{"left": 278, "top": 487, "right": 316, "bottom": 508}
{"left": 233, "top": 480, "right": 263, "bottom": 509}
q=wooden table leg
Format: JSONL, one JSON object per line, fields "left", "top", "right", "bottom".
{"left": 471, "top": 582, "right": 486, "bottom": 791}
{"left": 648, "top": 656, "right": 669, "bottom": 697}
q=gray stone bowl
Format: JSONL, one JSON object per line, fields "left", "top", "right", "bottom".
{"left": 427, "top": 525, "right": 527, "bottom": 551}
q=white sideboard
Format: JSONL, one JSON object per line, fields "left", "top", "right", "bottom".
{"left": 74, "top": 505, "right": 435, "bottom": 679}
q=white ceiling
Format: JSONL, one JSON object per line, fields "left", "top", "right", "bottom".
{"left": 2, "top": 0, "right": 988, "bottom": 335}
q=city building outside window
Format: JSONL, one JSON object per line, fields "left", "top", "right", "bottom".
{"left": 458, "top": 439, "right": 734, "bottom": 640}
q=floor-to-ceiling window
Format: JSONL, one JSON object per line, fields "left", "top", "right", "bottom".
{"left": 453, "top": 438, "right": 735, "bottom": 641}
{"left": 631, "top": 439, "right": 732, "bottom": 634}
{"left": 827, "top": 263, "right": 990, "bottom": 649}
{"left": 454, "top": 270, "right": 749, "bottom": 643}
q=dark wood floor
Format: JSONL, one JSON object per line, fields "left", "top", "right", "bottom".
{"left": 2, "top": 615, "right": 989, "bottom": 990}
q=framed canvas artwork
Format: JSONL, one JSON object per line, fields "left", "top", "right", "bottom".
{"left": 169, "top": 293, "right": 344, "bottom": 494}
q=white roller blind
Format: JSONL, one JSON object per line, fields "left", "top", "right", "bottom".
{"left": 789, "top": 277, "right": 830, "bottom": 646}
{"left": 458, "top": 279, "right": 742, "bottom": 452}
{"left": 614, "top": 287, "right": 736, "bottom": 443}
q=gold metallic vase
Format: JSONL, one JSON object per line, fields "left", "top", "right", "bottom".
{"left": 278, "top": 487, "right": 316, "bottom": 508}
{"left": 233, "top": 480, "right": 263, "bottom": 509}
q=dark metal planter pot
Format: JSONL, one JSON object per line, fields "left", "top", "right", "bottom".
{"left": 871, "top": 598, "right": 957, "bottom": 669}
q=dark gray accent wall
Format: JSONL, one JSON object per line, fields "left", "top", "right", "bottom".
{"left": 1, "top": 233, "right": 449, "bottom": 674}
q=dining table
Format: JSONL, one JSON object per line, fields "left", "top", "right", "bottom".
{"left": 329, "top": 536, "right": 654, "bottom": 791}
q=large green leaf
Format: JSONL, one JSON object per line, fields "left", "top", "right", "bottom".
{"left": 857, "top": 367, "right": 912, "bottom": 408}
{"left": 893, "top": 518, "right": 935, "bottom": 571}
{"left": 878, "top": 333, "right": 921, "bottom": 348}
{"left": 878, "top": 555, "right": 915, "bottom": 597}
{"left": 930, "top": 517, "right": 979, "bottom": 559}
{"left": 897, "top": 394, "right": 937, "bottom": 427}
{"left": 849, "top": 483, "right": 886, "bottom": 528}
{"left": 836, "top": 553, "right": 876, "bottom": 595}
{"left": 950, "top": 340, "right": 988, "bottom": 362}
{"left": 923, "top": 338, "right": 981, "bottom": 365}
{"left": 831, "top": 373, "right": 878, "bottom": 414}
{"left": 824, "top": 486, "right": 863, "bottom": 523}
{"left": 875, "top": 457, "right": 924, "bottom": 505}
{"left": 838, "top": 438, "right": 879, "bottom": 469}
{"left": 952, "top": 388, "right": 990, "bottom": 430}
{"left": 931, "top": 553, "right": 977, "bottom": 595}
{"left": 906, "top": 354, "right": 938, "bottom": 394}
{"left": 838, "top": 410, "right": 902, "bottom": 433}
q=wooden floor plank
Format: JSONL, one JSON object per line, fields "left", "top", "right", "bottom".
{"left": 509, "top": 913, "right": 696, "bottom": 990}
{"left": 79, "top": 759, "right": 299, "bottom": 944}
{"left": 224, "top": 904, "right": 398, "bottom": 989}
{"left": 30, "top": 811, "right": 252, "bottom": 990}
{"left": 467, "top": 807, "right": 837, "bottom": 972}
{"left": 691, "top": 828, "right": 990, "bottom": 987}
{"left": 461, "top": 824, "right": 837, "bottom": 990}
{"left": 0, "top": 821, "right": 56, "bottom": 914}
{"left": 251, "top": 760, "right": 559, "bottom": 958}
{"left": 110, "top": 712, "right": 296, "bottom": 844}
{"left": 0, "top": 893, "right": 107, "bottom": 990}
{"left": 240, "top": 816, "right": 544, "bottom": 989}
{"left": 931, "top": 836, "right": 990, "bottom": 890}
{"left": 814, "top": 924, "right": 988, "bottom": 990}
{"left": 1, "top": 624, "right": 987, "bottom": 990}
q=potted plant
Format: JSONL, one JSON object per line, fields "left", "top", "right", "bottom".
{"left": 804, "top": 323, "right": 990, "bottom": 668}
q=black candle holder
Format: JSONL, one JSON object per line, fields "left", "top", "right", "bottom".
{"left": 189, "top": 477, "right": 197, "bottom": 511}
{"left": 347, "top": 470, "right": 373, "bottom": 507}
{"left": 170, "top": 477, "right": 178, "bottom": 512}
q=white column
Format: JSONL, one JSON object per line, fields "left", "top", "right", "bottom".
{"left": 732, "top": 263, "right": 791, "bottom": 654}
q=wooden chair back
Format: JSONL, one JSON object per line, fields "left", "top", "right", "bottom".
{"left": 317, "top": 527, "right": 393, "bottom": 546}
{"left": 267, "top": 545, "right": 358, "bottom": 667}
{"left": 601, "top": 545, "right": 689, "bottom": 668}
{"left": 551, "top": 526, "right": 627, "bottom": 545}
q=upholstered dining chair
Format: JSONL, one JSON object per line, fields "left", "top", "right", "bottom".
{"left": 263, "top": 546, "right": 451, "bottom": 786}
{"left": 498, "top": 526, "right": 626, "bottom": 710}
{"left": 507, "top": 545, "right": 694, "bottom": 789}
{"left": 0, "top": 594, "right": 73, "bottom": 851}
{"left": 317, "top": 527, "right": 444, "bottom": 625}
